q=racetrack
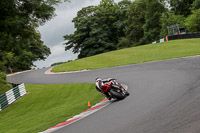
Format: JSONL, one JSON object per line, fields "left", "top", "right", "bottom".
{"left": 7, "top": 56, "right": 200, "bottom": 133}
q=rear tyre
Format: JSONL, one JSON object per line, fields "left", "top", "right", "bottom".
{"left": 110, "top": 89, "right": 125, "bottom": 100}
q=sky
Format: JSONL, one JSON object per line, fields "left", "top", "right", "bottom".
{"left": 34, "top": 0, "right": 122, "bottom": 68}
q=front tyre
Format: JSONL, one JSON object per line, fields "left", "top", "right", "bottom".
{"left": 124, "top": 90, "right": 130, "bottom": 96}
{"left": 110, "top": 89, "right": 125, "bottom": 100}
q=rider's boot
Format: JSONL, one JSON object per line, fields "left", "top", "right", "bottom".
{"left": 104, "top": 92, "right": 112, "bottom": 100}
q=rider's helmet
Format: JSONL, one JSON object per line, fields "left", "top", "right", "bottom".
{"left": 95, "top": 77, "right": 101, "bottom": 82}
{"left": 107, "top": 78, "right": 113, "bottom": 81}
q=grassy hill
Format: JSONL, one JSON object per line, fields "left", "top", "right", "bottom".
{"left": 0, "top": 83, "right": 103, "bottom": 133}
{"left": 1, "top": 38, "right": 199, "bottom": 133}
{"left": 52, "top": 38, "right": 200, "bottom": 72}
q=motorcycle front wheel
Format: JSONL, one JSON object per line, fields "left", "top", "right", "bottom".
{"left": 110, "top": 88, "right": 125, "bottom": 100}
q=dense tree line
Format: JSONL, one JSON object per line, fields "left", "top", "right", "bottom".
{"left": 0, "top": 0, "right": 66, "bottom": 90}
{"left": 64, "top": 0, "right": 131, "bottom": 58}
{"left": 0, "top": 0, "right": 67, "bottom": 72}
{"left": 64, "top": 0, "right": 200, "bottom": 59}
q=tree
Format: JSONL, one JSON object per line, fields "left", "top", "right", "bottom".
{"left": 64, "top": 0, "right": 129, "bottom": 58}
{"left": 168, "top": 0, "right": 195, "bottom": 17}
{"left": 191, "top": 0, "right": 200, "bottom": 11}
{"left": 185, "top": 9, "right": 200, "bottom": 32}
{"left": 117, "top": 37, "right": 132, "bottom": 49}
{"left": 0, "top": 0, "right": 62, "bottom": 71}
{"left": 143, "top": 0, "right": 165, "bottom": 43}
{"left": 184, "top": 0, "right": 200, "bottom": 32}
{"left": 125, "top": 0, "right": 165, "bottom": 45}
{"left": 160, "top": 11, "right": 185, "bottom": 37}
{"left": 114, "top": 0, "right": 131, "bottom": 47}
{"left": 125, "top": 0, "right": 146, "bottom": 45}
{"left": 64, "top": 6, "right": 99, "bottom": 58}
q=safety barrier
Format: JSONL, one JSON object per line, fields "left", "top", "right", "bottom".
{"left": 152, "top": 32, "right": 200, "bottom": 44}
{"left": 152, "top": 38, "right": 167, "bottom": 44}
{"left": 0, "top": 83, "right": 26, "bottom": 111}
{"left": 168, "top": 32, "right": 200, "bottom": 40}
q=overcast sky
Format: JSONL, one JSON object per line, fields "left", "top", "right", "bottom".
{"left": 34, "top": 0, "right": 122, "bottom": 68}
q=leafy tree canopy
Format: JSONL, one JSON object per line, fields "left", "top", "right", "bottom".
{"left": 63, "top": 0, "right": 200, "bottom": 59}
{"left": 0, "top": 0, "right": 65, "bottom": 71}
{"left": 191, "top": 0, "right": 200, "bottom": 11}
{"left": 160, "top": 11, "right": 185, "bottom": 38}
{"left": 185, "top": 9, "right": 200, "bottom": 32}
{"left": 64, "top": 0, "right": 131, "bottom": 59}
{"left": 125, "top": 0, "right": 146, "bottom": 45}
{"left": 168, "top": 0, "right": 195, "bottom": 17}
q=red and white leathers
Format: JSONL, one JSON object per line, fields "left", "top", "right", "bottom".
{"left": 95, "top": 78, "right": 113, "bottom": 100}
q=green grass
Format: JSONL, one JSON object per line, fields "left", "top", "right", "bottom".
{"left": 52, "top": 39, "right": 200, "bottom": 72}
{"left": 0, "top": 83, "right": 104, "bottom": 133}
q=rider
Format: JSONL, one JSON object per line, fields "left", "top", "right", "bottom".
{"left": 95, "top": 77, "right": 113, "bottom": 100}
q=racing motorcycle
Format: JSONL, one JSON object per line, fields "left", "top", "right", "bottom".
{"left": 97, "top": 78, "right": 129, "bottom": 100}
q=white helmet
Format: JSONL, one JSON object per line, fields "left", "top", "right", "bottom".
{"left": 108, "top": 78, "right": 115, "bottom": 81}
{"left": 95, "top": 77, "right": 101, "bottom": 82}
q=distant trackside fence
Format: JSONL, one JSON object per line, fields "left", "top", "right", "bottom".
{"left": 152, "top": 32, "right": 200, "bottom": 44}
{"left": 168, "top": 32, "right": 200, "bottom": 40}
{"left": 0, "top": 83, "right": 26, "bottom": 111}
{"left": 152, "top": 38, "right": 167, "bottom": 44}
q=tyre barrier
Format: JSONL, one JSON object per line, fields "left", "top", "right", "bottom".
{"left": 0, "top": 83, "right": 26, "bottom": 111}
{"left": 168, "top": 32, "right": 200, "bottom": 40}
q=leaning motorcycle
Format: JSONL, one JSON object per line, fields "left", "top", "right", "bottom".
{"left": 101, "top": 79, "right": 129, "bottom": 100}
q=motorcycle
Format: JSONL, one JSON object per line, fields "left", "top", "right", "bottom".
{"left": 100, "top": 79, "right": 129, "bottom": 100}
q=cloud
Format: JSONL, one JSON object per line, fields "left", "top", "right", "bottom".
{"left": 38, "top": 0, "right": 101, "bottom": 46}
{"left": 50, "top": 42, "right": 66, "bottom": 56}
{"left": 38, "top": 10, "right": 76, "bottom": 46}
{"left": 34, "top": 43, "right": 78, "bottom": 68}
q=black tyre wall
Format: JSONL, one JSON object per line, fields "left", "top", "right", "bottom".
{"left": 110, "top": 89, "right": 125, "bottom": 100}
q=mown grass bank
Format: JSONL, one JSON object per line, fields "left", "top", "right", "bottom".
{"left": 52, "top": 39, "right": 200, "bottom": 72}
{"left": 0, "top": 83, "right": 103, "bottom": 133}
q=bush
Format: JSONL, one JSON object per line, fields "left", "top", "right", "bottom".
{"left": 0, "top": 72, "right": 12, "bottom": 95}
{"left": 117, "top": 37, "right": 133, "bottom": 49}
{"left": 0, "top": 72, "right": 7, "bottom": 85}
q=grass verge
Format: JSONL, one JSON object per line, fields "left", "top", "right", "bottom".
{"left": 0, "top": 83, "right": 104, "bottom": 133}
{"left": 52, "top": 39, "right": 200, "bottom": 72}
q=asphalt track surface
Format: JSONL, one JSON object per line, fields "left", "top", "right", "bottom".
{"left": 7, "top": 56, "right": 200, "bottom": 133}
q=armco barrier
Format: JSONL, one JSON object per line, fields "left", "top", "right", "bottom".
{"left": 0, "top": 83, "right": 26, "bottom": 111}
